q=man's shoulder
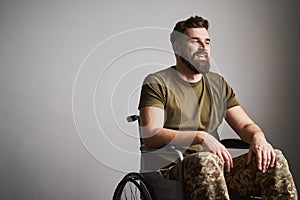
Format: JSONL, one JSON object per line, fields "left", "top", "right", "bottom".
{"left": 149, "top": 66, "right": 175, "bottom": 77}
{"left": 144, "top": 66, "right": 175, "bottom": 83}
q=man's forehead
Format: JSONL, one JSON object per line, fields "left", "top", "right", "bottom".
{"left": 185, "top": 27, "right": 210, "bottom": 38}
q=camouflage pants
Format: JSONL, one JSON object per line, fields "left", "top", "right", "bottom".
{"left": 160, "top": 149, "right": 298, "bottom": 200}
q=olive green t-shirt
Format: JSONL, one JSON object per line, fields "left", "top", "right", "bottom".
{"left": 138, "top": 66, "right": 239, "bottom": 152}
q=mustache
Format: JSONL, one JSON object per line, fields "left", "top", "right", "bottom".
{"left": 192, "top": 50, "right": 208, "bottom": 59}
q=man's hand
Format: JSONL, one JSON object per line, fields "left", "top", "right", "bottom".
{"left": 247, "top": 135, "right": 276, "bottom": 173}
{"left": 225, "top": 106, "right": 276, "bottom": 173}
{"left": 202, "top": 133, "right": 233, "bottom": 173}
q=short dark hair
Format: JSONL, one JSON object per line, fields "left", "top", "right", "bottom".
{"left": 170, "top": 16, "right": 209, "bottom": 44}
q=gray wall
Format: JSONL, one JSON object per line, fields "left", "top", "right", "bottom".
{"left": 1, "top": 1, "right": 299, "bottom": 199}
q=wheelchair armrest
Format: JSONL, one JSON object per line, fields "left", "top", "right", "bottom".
{"left": 140, "top": 144, "right": 184, "bottom": 163}
{"left": 140, "top": 144, "right": 158, "bottom": 154}
{"left": 220, "top": 138, "right": 250, "bottom": 149}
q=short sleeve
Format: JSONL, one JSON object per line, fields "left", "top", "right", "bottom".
{"left": 138, "top": 74, "right": 166, "bottom": 110}
{"left": 222, "top": 77, "right": 240, "bottom": 109}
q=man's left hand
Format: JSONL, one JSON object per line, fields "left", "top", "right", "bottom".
{"left": 247, "top": 135, "right": 276, "bottom": 173}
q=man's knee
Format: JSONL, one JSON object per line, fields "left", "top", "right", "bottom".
{"left": 184, "top": 152, "right": 229, "bottom": 199}
{"left": 274, "top": 149, "right": 288, "bottom": 167}
{"left": 184, "top": 152, "right": 223, "bottom": 174}
{"left": 263, "top": 149, "right": 298, "bottom": 199}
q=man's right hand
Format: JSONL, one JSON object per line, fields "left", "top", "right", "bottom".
{"left": 202, "top": 132, "right": 233, "bottom": 173}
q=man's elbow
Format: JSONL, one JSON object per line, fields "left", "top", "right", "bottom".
{"left": 140, "top": 128, "right": 163, "bottom": 149}
{"left": 142, "top": 137, "right": 159, "bottom": 149}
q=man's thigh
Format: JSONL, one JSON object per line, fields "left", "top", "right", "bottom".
{"left": 225, "top": 153, "right": 261, "bottom": 198}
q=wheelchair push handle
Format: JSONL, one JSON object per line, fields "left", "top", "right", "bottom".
{"left": 127, "top": 115, "right": 139, "bottom": 122}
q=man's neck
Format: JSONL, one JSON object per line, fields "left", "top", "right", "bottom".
{"left": 175, "top": 63, "right": 203, "bottom": 83}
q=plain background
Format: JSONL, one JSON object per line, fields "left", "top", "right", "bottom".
{"left": 1, "top": 1, "right": 300, "bottom": 199}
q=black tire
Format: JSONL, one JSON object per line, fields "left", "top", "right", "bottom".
{"left": 113, "top": 172, "right": 155, "bottom": 200}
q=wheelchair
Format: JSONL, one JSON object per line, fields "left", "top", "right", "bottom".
{"left": 113, "top": 115, "right": 262, "bottom": 200}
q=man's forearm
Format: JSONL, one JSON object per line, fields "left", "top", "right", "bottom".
{"left": 238, "top": 123, "right": 266, "bottom": 144}
{"left": 141, "top": 127, "right": 207, "bottom": 149}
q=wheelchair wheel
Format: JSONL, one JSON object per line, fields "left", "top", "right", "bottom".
{"left": 113, "top": 172, "right": 155, "bottom": 200}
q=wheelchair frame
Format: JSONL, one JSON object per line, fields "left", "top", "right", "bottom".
{"left": 113, "top": 115, "right": 262, "bottom": 200}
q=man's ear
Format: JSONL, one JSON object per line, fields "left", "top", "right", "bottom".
{"left": 172, "top": 43, "right": 179, "bottom": 53}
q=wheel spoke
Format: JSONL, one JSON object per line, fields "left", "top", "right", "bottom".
{"left": 113, "top": 173, "right": 153, "bottom": 200}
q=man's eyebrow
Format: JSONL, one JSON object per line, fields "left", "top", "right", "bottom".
{"left": 190, "top": 37, "right": 211, "bottom": 41}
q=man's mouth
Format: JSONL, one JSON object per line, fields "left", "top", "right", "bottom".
{"left": 194, "top": 52, "right": 208, "bottom": 60}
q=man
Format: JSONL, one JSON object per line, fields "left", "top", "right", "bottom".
{"left": 138, "top": 16, "right": 297, "bottom": 199}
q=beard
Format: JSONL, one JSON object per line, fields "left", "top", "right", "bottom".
{"left": 180, "top": 51, "right": 210, "bottom": 74}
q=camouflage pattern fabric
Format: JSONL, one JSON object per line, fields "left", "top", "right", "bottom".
{"left": 159, "top": 149, "right": 298, "bottom": 200}
{"left": 226, "top": 149, "right": 297, "bottom": 200}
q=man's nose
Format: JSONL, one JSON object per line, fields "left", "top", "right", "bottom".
{"left": 198, "top": 41, "right": 206, "bottom": 49}
{"left": 197, "top": 45, "right": 207, "bottom": 53}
